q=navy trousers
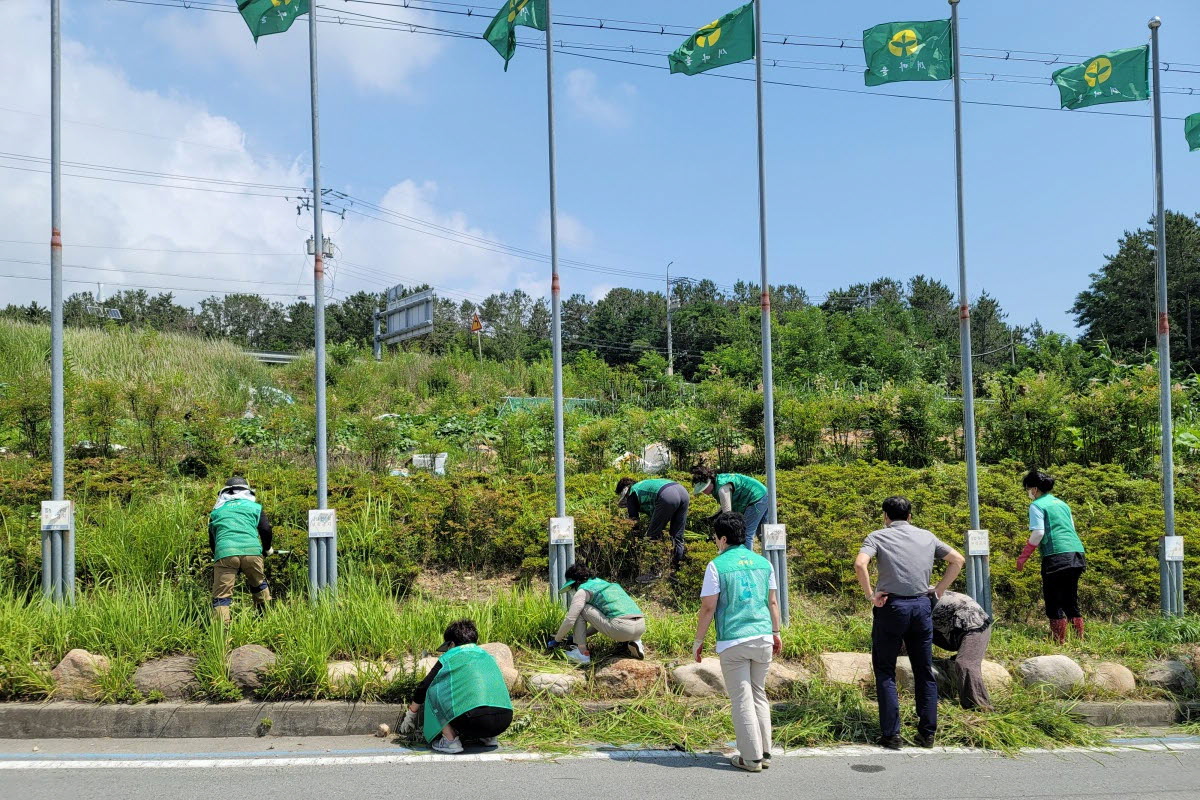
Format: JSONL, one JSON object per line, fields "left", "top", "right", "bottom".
{"left": 872, "top": 595, "right": 938, "bottom": 739}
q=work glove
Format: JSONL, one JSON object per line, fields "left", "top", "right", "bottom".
{"left": 546, "top": 638, "right": 560, "bottom": 650}
{"left": 266, "top": 547, "right": 275, "bottom": 556}
{"left": 692, "top": 640, "right": 704, "bottom": 663}
{"left": 1015, "top": 543, "right": 1037, "bottom": 571}
{"left": 399, "top": 709, "right": 418, "bottom": 736}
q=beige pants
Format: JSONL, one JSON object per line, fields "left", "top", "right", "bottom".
{"left": 719, "top": 639, "right": 773, "bottom": 764}
{"left": 573, "top": 607, "right": 646, "bottom": 645}
{"left": 212, "top": 555, "right": 270, "bottom": 622}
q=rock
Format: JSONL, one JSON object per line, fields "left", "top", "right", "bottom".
{"left": 671, "top": 658, "right": 725, "bottom": 697}
{"left": 384, "top": 656, "right": 438, "bottom": 684}
{"left": 819, "top": 653, "right": 874, "bottom": 688}
{"left": 893, "top": 657, "right": 950, "bottom": 694}
{"left": 480, "top": 643, "right": 519, "bottom": 692}
{"left": 1142, "top": 660, "right": 1198, "bottom": 695}
{"left": 51, "top": 649, "right": 110, "bottom": 701}
{"left": 1088, "top": 662, "right": 1136, "bottom": 695}
{"left": 526, "top": 672, "right": 584, "bottom": 697}
{"left": 1019, "top": 655, "right": 1084, "bottom": 697}
{"left": 981, "top": 660, "right": 1013, "bottom": 695}
{"left": 327, "top": 661, "right": 383, "bottom": 691}
{"left": 376, "top": 724, "right": 390, "bottom": 738}
{"left": 132, "top": 656, "right": 198, "bottom": 700}
{"left": 593, "top": 659, "right": 664, "bottom": 698}
{"left": 765, "top": 661, "right": 812, "bottom": 695}
{"left": 228, "top": 644, "right": 276, "bottom": 691}
{"left": 933, "top": 658, "right": 1011, "bottom": 699}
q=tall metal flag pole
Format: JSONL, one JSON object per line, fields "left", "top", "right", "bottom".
{"left": 753, "top": 0, "right": 786, "bottom": 623}
{"left": 949, "top": 0, "right": 986, "bottom": 612}
{"left": 1149, "top": 17, "right": 1181, "bottom": 616}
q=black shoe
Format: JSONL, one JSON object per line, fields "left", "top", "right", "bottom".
{"left": 915, "top": 733, "right": 935, "bottom": 749}
{"left": 877, "top": 735, "right": 902, "bottom": 751}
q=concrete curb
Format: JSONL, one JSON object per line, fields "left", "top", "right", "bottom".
{"left": 0, "top": 699, "right": 1196, "bottom": 740}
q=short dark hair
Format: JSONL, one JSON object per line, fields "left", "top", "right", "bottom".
{"left": 691, "top": 464, "right": 716, "bottom": 484}
{"left": 564, "top": 561, "right": 593, "bottom": 585}
{"left": 1022, "top": 469, "right": 1055, "bottom": 493}
{"left": 712, "top": 511, "right": 746, "bottom": 546}
{"left": 615, "top": 477, "right": 635, "bottom": 496}
{"left": 442, "top": 619, "right": 478, "bottom": 647}
{"left": 882, "top": 496, "right": 912, "bottom": 520}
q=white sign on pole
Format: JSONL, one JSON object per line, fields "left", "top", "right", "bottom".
{"left": 967, "top": 529, "right": 990, "bottom": 557}
{"left": 1164, "top": 536, "right": 1184, "bottom": 562}
{"left": 40, "top": 500, "right": 73, "bottom": 531}
{"left": 549, "top": 516, "right": 575, "bottom": 546}
{"left": 308, "top": 509, "right": 337, "bottom": 539}
{"left": 762, "top": 524, "right": 787, "bottom": 551}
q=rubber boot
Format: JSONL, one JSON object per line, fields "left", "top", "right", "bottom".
{"left": 1070, "top": 617, "right": 1084, "bottom": 641}
{"left": 1049, "top": 618, "right": 1068, "bottom": 645}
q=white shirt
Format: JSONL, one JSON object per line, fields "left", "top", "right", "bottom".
{"left": 701, "top": 557, "right": 778, "bottom": 654}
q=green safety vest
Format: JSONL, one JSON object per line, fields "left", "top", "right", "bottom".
{"left": 716, "top": 473, "right": 767, "bottom": 513}
{"left": 423, "top": 644, "right": 513, "bottom": 744}
{"left": 578, "top": 578, "right": 642, "bottom": 618}
{"left": 1031, "top": 494, "right": 1085, "bottom": 558}
{"left": 629, "top": 479, "right": 673, "bottom": 510}
{"left": 712, "top": 547, "right": 774, "bottom": 642}
{"left": 209, "top": 498, "right": 264, "bottom": 561}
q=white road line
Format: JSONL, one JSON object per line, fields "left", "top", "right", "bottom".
{"left": 1, "top": 741, "right": 1196, "bottom": 770}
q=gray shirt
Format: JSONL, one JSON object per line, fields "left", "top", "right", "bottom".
{"left": 859, "top": 520, "right": 952, "bottom": 596}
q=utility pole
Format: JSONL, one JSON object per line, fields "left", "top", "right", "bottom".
{"left": 665, "top": 260, "right": 675, "bottom": 376}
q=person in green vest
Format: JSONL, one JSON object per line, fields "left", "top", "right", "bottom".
{"left": 1017, "top": 469, "right": 1087, "bottom": 644}
{"left": 208, "top": 475, "right": 273, "bottom": 624}
{"left": 547, "top": 561, "right": 646, "bottom": 665}
{"left": 692, "top": 512, "right": 783, "bottom": 774}
{"left": 398, "top": 619, "right": 513, "bottom": 755}
{"left": 691, "top": 466, "right": 769, "bottom": 551}
{"left": 616, "top": 476, "right": 691, "bottom": 582}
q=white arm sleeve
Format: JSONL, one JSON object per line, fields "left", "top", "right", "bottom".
{"left": 1027, "top": 529, "right": 1044, "bottom": 546}
{"left": 716, "top": 483, "right": 733, "bottom": 513}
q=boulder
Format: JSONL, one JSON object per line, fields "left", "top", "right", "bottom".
{"left": 1087, "top": 662, "right": 1137, "bottom": 695}
{"left": 481, "top": 643, "right": 519, "bottom": 692}
{"left": 981, "top": 660, "right": 1013, "bottom": 695}
{"left": 526, "top": 672, "right": 584, "bottom": 697}
{"left": 228, "top": 644, "right": 276, "bottom": 691}
{"left": 765, "top": 661, "right": 812, "bottom": 695}
{"left": 385, "top": 656, "right": 438, "bottom": 684}
{"left": 327, "top": 661, "right": 384, "bottom": 691}
{"left": 133, "top": 656, "right": 198, "bottom": 700}
{"left": 895, "top": 656, "right": 946, "bottom": 693}
{"left": 1142, "top": 660, "right": 1198, "bottom": 695}
{"left": 819, "top": 653, "right": 874, "bottom": 688}
{"left": 51, "top": 649, "right": 110, "bottom": 701}
{"left": 671, "top": 658, "right": 725, "bottom": 697}
{"left": 593, "top": 659, "right": 664, "bottom": 698}
{"left": 1019, "top": 655, "right": 1084, "bottom": 697}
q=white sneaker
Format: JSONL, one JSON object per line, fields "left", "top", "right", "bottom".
{"left": 479, "top": 736, "right": 499, "bottom": 746}
{"left": 627, "top": 639, "right": 645, "bottom": 660}
{"left": 563, "top": 646, "right": 592, "bottom": 665}
{"left": 432, "top": 736, "right": 464, "bottom": 754}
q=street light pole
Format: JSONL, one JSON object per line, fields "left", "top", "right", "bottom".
{"left": 666, "top": 261, "right": 675, "bottom": 376}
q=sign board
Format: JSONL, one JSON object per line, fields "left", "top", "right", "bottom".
{"left": 967, "top": 529, "right": 990, "bottom": 557}
{"left": 1164, "top": 536, "right": 1184, "bottom": 562}
{"left": 470, "top": 313, "right": 482, "bottom": 333}
{"left": 762, "top": 524, "right": 787, "bottom": 551}
{"left": 379, "top": 287, "right": 435, "bottom": 345}
{"left": 40, "top": 500, "right": 73, "bottom": 531}
{"left": 549, "top": 516, "right": 575, "bottom": 546}
{"left": 308, "top": 509, "right": 337, "bottom": 539}
{"left": 412, "top": 452, "right": 448, "bottom": 476}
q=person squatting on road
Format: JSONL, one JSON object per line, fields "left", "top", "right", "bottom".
{"left": 208, "top": 475, "right": 273, "bottom": 623}
{"left": 616, "top": 477, "right": 690, "bottom": 582}
{"left": 693, "top": 512, "right": 783, "bottom": 773}
{"left": 691, "top": 466, "right": 770, "bottom": 552}
{"left": 932, "top": 590, "right": 994, "bottom": 711}
{"left": 399, "top": 619, "right": 513, "bottom": 755}
{"left": 1018, "top": 469, "right": 1087, "bottom": 644}
{"left": 547, "top": 561, "right": 646, "bottom": 666}
{"left": 855, "top": 496, "right": 965, "bottom": 750}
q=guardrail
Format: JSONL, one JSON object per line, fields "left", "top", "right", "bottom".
{"left": 245, "top": 351, "right": 300, "bottom": 365}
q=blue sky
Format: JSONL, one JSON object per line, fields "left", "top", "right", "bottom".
{"left": 3, "top": 0, "right": 1198, "bottom": 333}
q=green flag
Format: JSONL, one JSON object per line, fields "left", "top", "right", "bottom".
{"left": 668, "top": 3, "right": 755, "bottom": 77}
{"left": 862, "top": 19, "right": 952, "bottom": 86}
{"left": 484, "top": 0, "right": 548, "bottom": 71}
{"left": 1186, "top": 114, "right": 1200, "bottom": 152}
{"left": 237, "top": 0, "right": 309, "bottom": 43}
{"left": 1052, "top": 46, "right": 1149, "bottom": 110}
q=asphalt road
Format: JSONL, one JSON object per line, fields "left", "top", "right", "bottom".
{"left": 2, "top": 736, "right": 1199, "bottom": 800}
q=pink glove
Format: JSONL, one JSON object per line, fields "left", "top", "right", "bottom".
{"left": 1016, "top": 543, "right": 1037, "bottom": 571}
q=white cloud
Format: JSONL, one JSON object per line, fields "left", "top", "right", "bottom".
{"left": 145, "top": 3, "right": 444, "bottom": 96}
{"left": 0, "top": 1, "right": 536, "bottom": 312}
{"left": 537, "top": 210, "right": 595, "bottom": 252}
{"left": 563, "top": 68, "right": 635, "bottom": 129}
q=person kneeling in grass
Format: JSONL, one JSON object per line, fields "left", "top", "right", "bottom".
{"left": 693, "top": 512, "right": 783, "bottom": 774}
{"left": 548, "top": 561, "right": 646, "bottom": 665}
{"left": 399, "top": 619, "right": 513, "bottom": 755}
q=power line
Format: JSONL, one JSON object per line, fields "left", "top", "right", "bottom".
{"left": 0, "top": 239, "right": 301, "bottom": 257}
{"left": 1, "top": 271, "right": 308, "bottom": 299}
{"left": 0, "top": 257, "right": 305, "bottom": 287}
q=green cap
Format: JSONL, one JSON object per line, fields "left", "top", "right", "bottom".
{"left": 558, "top": 579, "right": 579, "bottom": 594}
